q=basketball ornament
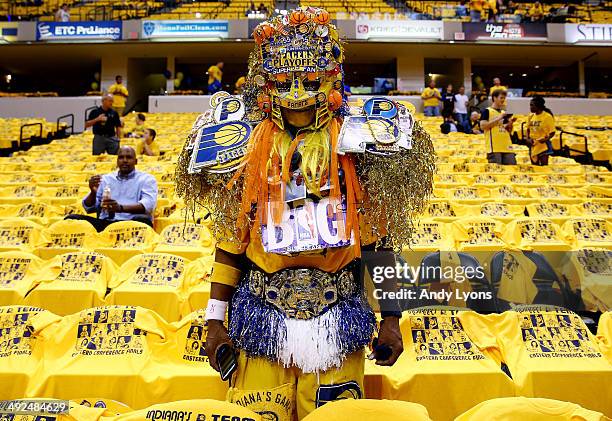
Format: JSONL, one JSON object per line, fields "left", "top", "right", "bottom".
{"left": 210, "top": 91, "right": 230, "bottom": 108}
{"left": 338, "top": 96, "right": 415, "bottom": 156}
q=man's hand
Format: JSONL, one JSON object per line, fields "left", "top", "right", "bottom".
{"left": 97, "top": 114, "right": 108, "bottom": 123}
{"left": 525, "top": 138, "right": 535, "bottom": 147}
{"left": 101, "top": 198, "right": 119, "bottom": 213}
{"left": 205, "top": 320, "right": 234, "bottom": 371}
{"left": 374, "top": 316, "right": 403, "bottom": 366}
{"left": 88, "top": 175, "right": 101, "bottom": 193}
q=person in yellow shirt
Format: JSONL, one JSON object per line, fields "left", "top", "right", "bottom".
{"left": 128, "top": 113, "right": 146, "bottom": 138}
{"left": 479, "top": 89, "right": 517, "bottom": 164}
{"left": 526, "top": 95, "right": 555, "bottom": 166}
{"left": 136, "top": 128, "right": 160, "bottom": 157}
{"left": 528, "top": 1, "right": 544, "bottom": 21}
{"left": 207, "top": 62, "right": 224, "bottom": 94}
{"left": 469, "top": 0, "right": 484, "bottom": 21}
{"left": 234, "top": 76, "right": 246, "bottom": 94}
{"left": 421, "top": 80, "right": 441, "bottom": 117}
{"left": 488, "top": 77, "right": 507, "bottom": 97}
{"left": 108, "top": 75, "right": 129, "bottom": 116}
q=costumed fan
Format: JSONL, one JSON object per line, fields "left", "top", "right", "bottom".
{"left": 175, "top": 7, "right": 435, "bottom": 420}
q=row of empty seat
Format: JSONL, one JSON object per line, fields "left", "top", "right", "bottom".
{"left": 0, "top": 304, "right": 610, "bottom": 419}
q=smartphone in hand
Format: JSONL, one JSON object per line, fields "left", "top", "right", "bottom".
{"left": 216, "top": 343, "right": 238, "bottom": 381}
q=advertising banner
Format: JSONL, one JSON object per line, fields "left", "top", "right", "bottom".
{"left": 564, "top": 24, "right": 612, "bottom": 44}
{"left": 462, "top": 23, "right": 547, "bottom": 41}
{"left": 356, "top": 20, "right": 443, "bottom": 40}
{"left": 141, "top": 20, "right": 229, "bottom": 39}
{"left": 0, "top": 23, "right": 19, "bottom": 43}
{"left": 36, "top": 21, "right": 122, "bottom": 41}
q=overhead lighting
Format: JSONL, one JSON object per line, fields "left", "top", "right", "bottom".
{"left": 522, "top": 73, "right": 527, "bottom": 77}
{"left": 428, "top": 73, "right": 433, "bottom": 77}
{"left": 5, "top": 74, "right": 11, "bottom": 83}
{"left": 195, "top": 12, "right": 201, "bottom": 18}
{"left": 534, "top": 65, "right": 540, "bottom": 69}
{"left": 236, "top": 38, "right": 242, "bottom": 41}
{"left": 509, "top": 73, "right": 514, "bottom": 76}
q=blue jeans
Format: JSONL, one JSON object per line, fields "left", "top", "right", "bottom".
{"left": 424, "top": 106, "right": 440, "bottom": 117}
{"left": 470, "top": 10, "right": 481, "bottom": 21}
{"left": 455, "top": 113, "right": 469, "bottom": 132}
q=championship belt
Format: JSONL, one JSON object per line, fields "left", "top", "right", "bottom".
{"left": 245, "top": 264, "right": 359, "bottom": 320}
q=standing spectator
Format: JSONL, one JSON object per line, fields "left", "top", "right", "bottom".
{"left": 469, "top": 0, "right": 484, "bottom": 21}
{"left": 456, "top": 0, "right": 468, "bottom": 17}
{"left": 55, "top": 3, "right": 70, "bottom": 21}
{"left": 526, "top": 96, "right": 555, "bottom": 165}
{"left": 486, "top": 0, "right": 498, "bottom": 21}
{"left": 505, "top": 0, "right": 517, "bottom": 14}
{"left": 441, "top": 84, "right": 455, "bottom": 117}
{"left": 454, "top": 86, "right": 470, "bottom": 132}
{"left": 85, "top": 93, "right": 122, "bottom": 155}
{"left": 528, "top": 1, "right": 544, "bottom": 21}
{"left": 246, "top": 0, "right": 256, "bottom": 15}
{"left": 421, "top": 80, "right": 441, "bottom": 117}
{"left": 257, "top": 3, "right": 268, "bottom": 16}
{"left": 108, "top": 75, "right": 129, "bottom": 116}
{"left": 479, "top": 89, "right": 517, "bottom": 165}
{"left": 469, "top": 111, "right": 482, "bottom": 134}
{"left": 136, "top": 128, "right": 160, "bottom": 157}
{"left": 207, "top": 62, "right": 224, "bottom": 95}
{"left": 234, "top": 76, "right": 246, "bottom": 94}
{"left": 66, "top": 146, "right": 157, "bottom": 232}
{"left": 489, "top": 77, "right": 507, "bottom": 97}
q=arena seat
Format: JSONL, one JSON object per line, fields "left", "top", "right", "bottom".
{"left": 502, "top": 217, "right": 573, "bottom": 251}
{"left": 418, "top": 252, "right": 497, "bottom": 312}
{"left": 105, "top": 253, "right": 210, "bottom": 322}
{"left": 0, "top": 218, "right": 48, "bottom": 254}
{"left": 24, "top": 251, "right": 118, "bottom": 315}
{"left": 561, "top": 249, "right": 612, "bottom": 312}
{"left": 366, "top": 306, "right": 515, "bottom": 420}
{"left": 154, "top": 223, "right": 214, "bottom": 261}
{"left": 0, "top": 251, "right": 45, "bottom": 306}
{"left": 302, "top": 398, "right": 432, "bottom": 420}
{"left": 459, "top": 306, "right": 612, "bottom": 415}
{"left": 454, "top": 397, "right": 611, "bottom": 420}
{"left": 94, "top": 221, "right": 160, "bottom": 266}
{"left": 596, "top": 311, "right": 611, "bottom": 364}
{"left": 35, "top": 219, "right": 100, "bottom": 260}
{"left": 490, "top": 251, "right": 566, "bottom": 310}
{"left": 0, "top": 306, "right": 53, "bottom": 399}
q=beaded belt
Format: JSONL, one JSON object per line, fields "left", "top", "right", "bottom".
{"left": 244, "top": 264, "right": 360, "bottom": 320}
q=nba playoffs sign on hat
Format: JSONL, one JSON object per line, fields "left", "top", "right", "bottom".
{"left": 356, "top": 20, "right": 443, "bottom": 40}
{"left": 141, "top": 20, "right": 229, "bottom": 39}
{"left": 36, "top": 21, "right": 121, "bottom": 41}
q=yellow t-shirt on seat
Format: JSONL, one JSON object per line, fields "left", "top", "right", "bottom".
{"left": 0, "top": 218, "right": 48, "bottom": 254}
{"left": 458, "top": 307, "right": 612, "bottom": 415}
{"left": 107, "top": 400, "right": 260, "bottom": 421}
{"left": 28, "top": 305, "right": 170, "bottom": 409}
{"left": 455, "top": 397, "right": 610, "bottom": 421}
{"left": 105, "top": 253, "right": 209, "bottom": 322}
{"left": 367, "top": 308, "right": 515, "bottom": 421}
{"left": 303, "top": 399, "right": 432, "bottom": 421}
{"left": 25, "top": 252, "right": 117, "bottom": 315}
{"left": 0, "top": 252, "right": 45, "bottom": 306}
{"left": 138, "top": 310, "right": 227, "bottom": 405}
{"left": 0, "top": 306, "right": 52, "bottom": 399}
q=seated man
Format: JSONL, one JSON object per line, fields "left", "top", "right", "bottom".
{"left": 128, "top": 113, "right": 146, "bottom": 138}
{"left": 136, "top": 128, "right": 160, "bottom": 157}
{"left": 66, "top": 146, "right": 158, "bottom": 232}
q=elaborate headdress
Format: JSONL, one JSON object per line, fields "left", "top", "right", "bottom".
{"left": 244, "top": 7, "right": 345, "bottom": 130}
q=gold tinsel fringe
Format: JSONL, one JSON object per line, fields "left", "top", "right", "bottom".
{"left": 355, "top": 120, "right": 436, "bottom": 251}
